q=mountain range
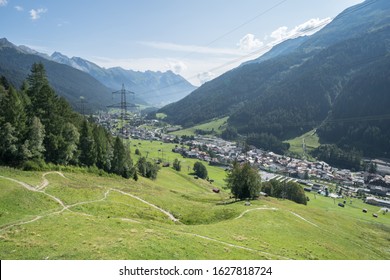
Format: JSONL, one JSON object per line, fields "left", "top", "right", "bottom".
{"left": 159, "top": 0, "right": 390, "bottom": 158}
{"left": 50, "top": 52, "right": 196, "bottom": 107}
{"left": 0, "top": 39, "right": 196, "bottom": 110}
{"left": 0, "top": 38, "right": 114, "bottom": 111}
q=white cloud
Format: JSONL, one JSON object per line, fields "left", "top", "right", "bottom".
{"left": 30, "top": 8, "right": 48, "bottom": 20}
{"left": 0, "top": 0, "right": 8, "bottom": 7}
{"left": 87, "top": 18, "right": 332, "bottom": 87}
{"left": 140, "top": 41, "right": 242, "bottom": 56}
{"left": 197, "top": 72, "right": 216, "bottom": 85}
{"left": 294, "top": 17, "right": 332, "bottom": 35}
{"left": 168, "top": 61, "right": 188, "bottom": 74}
{"left": 238, "top": 34, "right": 264, "bottom": 51}
{"left": 270, "top": 26, "right": 289, "bottom": 41}
{"left": 270, "top": 17, "right": 332, "bottom": 41}
{"left": 15, "top": 6, "right": 24, "bottom": 12}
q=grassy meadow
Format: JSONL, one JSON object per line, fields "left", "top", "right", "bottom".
{"left": 1, "top": 139, "right": 390, "bottom": 260}
{"left": 285, "top": 129, "right": 321, "bottom": 158}
{"left": 170, "top": 117, "right": 228, "bottom": 136}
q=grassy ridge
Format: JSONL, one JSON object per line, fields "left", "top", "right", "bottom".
{"left": 0, "top": 140, "right": 389, "bottom": 259}
{"left": 170, "top": 117, "right": 228, "bottom": 136}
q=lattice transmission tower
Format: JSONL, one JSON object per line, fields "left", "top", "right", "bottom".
{"left": 78, "top": 96, "right": 88, "bottom": 116}
{"left": 107, "top": 84, "right": 138, "bottom": 138}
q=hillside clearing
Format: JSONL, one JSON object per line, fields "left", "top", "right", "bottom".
{"left": 1, "top": 153, "right": 389, "bottom": 260}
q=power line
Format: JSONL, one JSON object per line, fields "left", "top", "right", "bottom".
{"left": 77, "top": 96, "right": 88, "bottom": 116}
{"left": 136, "top": 1, "right": 289, "bottom": 97}
{"left": 137, "top": 0, "right": 381, "bottom": 98}
{"left": 251, "top": 113, "right": 390, "bottom": 130}
{"left": 107, "top": 84, "right": 138, "bottom": 138}
{"left": 186, "top": 0, "right": 289, "bottom": 57}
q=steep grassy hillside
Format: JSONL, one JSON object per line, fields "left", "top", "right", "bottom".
{"left": 1, "top": 140, "right": 389, "bottom": 260}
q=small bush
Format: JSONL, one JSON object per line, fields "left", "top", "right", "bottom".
{"left": 22, "top": 159, "right": 45, "bottom": 171}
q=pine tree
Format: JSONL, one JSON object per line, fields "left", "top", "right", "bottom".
{"left": 93, "top": 125, "right": 111, "bottom": 171}
{"left": 0, "top": 86, "right": 27, "bottom": 138}
{"left": 111, "top": 136, "right": 125, "bottom": 175}
{"left": 79, "top": 119, "right": 96, "bottom": 166}
{"left": 0, "top": 122, "right": 18, "bottom": 164}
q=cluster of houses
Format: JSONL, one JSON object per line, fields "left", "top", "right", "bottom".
{"left": 171, "top": 135, "right": 390, "bottom": 202}
{"left": 96, "top": 114, "right": 390, "bottom": 207}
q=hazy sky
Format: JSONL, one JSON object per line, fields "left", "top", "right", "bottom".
{"left": 1, "top": 0, "right": 364, "bottom": 85}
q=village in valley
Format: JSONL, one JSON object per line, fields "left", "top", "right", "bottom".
{"left": 95, "top": 111, "right": 390, "bottom": 210}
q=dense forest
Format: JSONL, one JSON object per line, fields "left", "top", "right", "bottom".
{"left": 0, "top": 40, "right": 115, "bottom": 112}
{"left": 159, "top": 1, "right": 390, "bottom": 161}
{"left": 0, "top": 63, "right": 137, "bottom": 179}
{"left": 317, "top": 54, "right": 390, "bottom": 158}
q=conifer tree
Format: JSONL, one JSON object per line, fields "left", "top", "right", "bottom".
{"left": 79, "top": 119, "right": 96, "bottom": 166}
{"left": 0, "top": 86, "right": 26, "bottom": 138}
{"left": 93, "top": 125, "right": 112, "bottom": 171}
{"left": 0, "top": 122, "right": 18, "bottom": 164}
{"left": 111, "top": 136, "right": 126, "bottom": 175}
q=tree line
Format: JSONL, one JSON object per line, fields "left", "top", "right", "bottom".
{"left": 0, "top": 63, "right": 159, "bottom": 180}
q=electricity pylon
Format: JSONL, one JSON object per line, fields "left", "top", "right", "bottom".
{"left": 107, "top": 84, "right": 138, "bottom": 138}
{"left": 78, "top": 96, "right": 88, "bottom": 116}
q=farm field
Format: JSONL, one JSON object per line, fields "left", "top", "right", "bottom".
{"left": 0, "top": 140, "right": 389, "bottom": 260}
{"left": 170, "top": 117, "right": 229, "bottom": 136}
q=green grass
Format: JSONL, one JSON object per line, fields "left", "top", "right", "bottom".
{"left": 1, "top": 155, "right": 390, "bottom": 260}
{"left": 156, "top": 113, "right": 167, "bottom": 120}
{"left": 170, "top": 117, "right": 228, "bottom": 136}
{"left": 129, "top": 139, "right": 228, "bottom": 189}
{"left": 285, "top": 129, "right": 320, "bottom": 158}
{"left": 0, "top": 178, "right": 60, "bottom": 226}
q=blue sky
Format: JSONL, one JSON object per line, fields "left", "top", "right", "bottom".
{"left": 1, "top": 0, "right": 363, "bottom": 85}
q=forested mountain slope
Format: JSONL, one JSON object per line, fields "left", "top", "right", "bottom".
{"left": 0, "top": 39, "right": 113, "bottom": 111}
{"left": 159, "top": 0, "right": 390, "bottom": 157}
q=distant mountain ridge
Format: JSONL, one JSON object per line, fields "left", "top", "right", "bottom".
{"left": 160, "top": 0, "right": 390, "bottom": 157}
{"left": 241, "top": 36, "right": 309, "bottom": 66}
{"left": 50, "top": 52, "right": 197, "bottom": 107}
{"left": 0, "top": 38, "right": 114, "bottom": 111}
{"left": 0, "top": 38, "right": 196, "bottom": 109}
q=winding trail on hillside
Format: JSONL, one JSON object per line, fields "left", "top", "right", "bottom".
{"left": 289, "top": 211, "right": 319, "bottom": 228}
{"left": 0, "top": 175, "right": 37, "bottom": 191}
{"left": 37, "top": 171, "right": 66, "bottom": 190}
{"left": 0, "top": 173, "right": 68, "bottom": 231}
{"left": 0, "top": 173, "right": 178, "bottom": 232}
{"left": 111, "top": 189, "right": 179, "bottom": 223}
{"left": 179, "top": 230, "right": 291, "bottom": 260}
{"left": 234, "top": 206, "right": 319, "bottom": 228}
{"left": 0, "top": 172, "right": 321, "bottom": 259}
{"left": 235, "top": 207, "right": 278, "bottom": 220}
